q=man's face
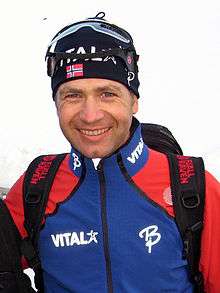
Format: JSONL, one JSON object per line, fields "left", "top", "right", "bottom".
{"left": 55, "top": 78, "right": 138, "bottom": 158}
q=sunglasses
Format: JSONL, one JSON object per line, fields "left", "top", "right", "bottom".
{"left": 46, "top": 48, "right": 139, "bottom": 78}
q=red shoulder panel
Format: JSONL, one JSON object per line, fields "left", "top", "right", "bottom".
{"left": 132, "top": 148, "right": 175, "bottom": 217}
{"left": 45, "top": 154, "right": 79, "bottom": 216}
{"left": 4, "top": 154, "right": 79, "bottom": 237}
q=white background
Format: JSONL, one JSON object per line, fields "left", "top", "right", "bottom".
{"left": 0, "top": 0, "right": 220, "bottom": 187}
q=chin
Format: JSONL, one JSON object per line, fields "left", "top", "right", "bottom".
{"left": 82, "top": 148, "right": 110, "bottom": 159}
{"left": 85, "top": 152, "right": 105, "bottom": 159}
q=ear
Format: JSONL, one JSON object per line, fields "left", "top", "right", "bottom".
{"left": 53, "top": 92, "right": 60, "bottom": 113}
{"left": 132, "top": 95, "right": 139, "bottom": 114}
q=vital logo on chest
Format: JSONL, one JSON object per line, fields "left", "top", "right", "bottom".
{"left": 51, "top": 230, "right": 98, "bottom": 248}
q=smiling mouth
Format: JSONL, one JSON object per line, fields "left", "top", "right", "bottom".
{"left": 79, "top": 128, "right": 111, "bottom": 136}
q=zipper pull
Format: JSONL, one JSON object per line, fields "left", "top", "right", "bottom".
{"left": 97, "top": 161, "right": 103, "bottom": 172}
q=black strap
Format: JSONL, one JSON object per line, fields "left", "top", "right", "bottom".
{"left": 167, "top": 154, "right": 205, "bottom": 293}
{"left": 0, "top": 200, "right": 35, "bottom": 292}
{"left": 21, "top": 153, "right": 67, "bottom": 292}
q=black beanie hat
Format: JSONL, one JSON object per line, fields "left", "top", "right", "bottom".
{"left": 46, "top": 12, "right": 140, "bottom": 99}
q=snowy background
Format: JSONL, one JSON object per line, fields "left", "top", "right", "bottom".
{"left": 0, "top": 0, "right": 220, "bottom": 188}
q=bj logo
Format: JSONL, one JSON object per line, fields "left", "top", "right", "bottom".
{"left": 72, "top": 153, "right": 81, "bottom": 170}
{"left": 139, "top": 225, "right": 161, "bottom": 253}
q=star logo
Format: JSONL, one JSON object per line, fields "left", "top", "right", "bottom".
{"left": 87, "top": 230, "right": 99, "bottom": 244}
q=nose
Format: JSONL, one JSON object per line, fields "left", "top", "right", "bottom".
{"left": 79, "top": 97, "right": 104, "bottom": 124}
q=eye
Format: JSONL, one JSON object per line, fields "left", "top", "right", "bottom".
{"left": 62, "top": 92, "right": 82, "bottom": 101}
{"left": 101, "top": 92, "right": 116, "bottom": 99}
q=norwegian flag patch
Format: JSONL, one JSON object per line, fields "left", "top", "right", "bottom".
{"left": 66, "top": 64, "right": 84, "bottom": 79}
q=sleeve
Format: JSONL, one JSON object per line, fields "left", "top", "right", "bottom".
{"left": 199, "top": 170, "right": 220, "bottom": 293}
{"left": 4, "top": 173, "right": 29, "bottom": 269}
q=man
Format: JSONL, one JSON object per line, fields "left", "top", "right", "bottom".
{"left": 3, "top": 12, "right": 220, "bottom": 292}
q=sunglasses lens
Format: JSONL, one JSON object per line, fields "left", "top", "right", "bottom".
{"left": 47, "top": 57, "right": 57, "bottom": 77}
{"left": 48, "top": 21, "right": 132, "bottom": 49}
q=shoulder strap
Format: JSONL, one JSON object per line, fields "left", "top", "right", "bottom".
{"left": 21, "top": 153, "right": 67, "bottom": 292}
{"left": 167, "top": 154, "right": 205, "bottom": 293}
{"left": 23, "top": 153, "right": 67, "bottom": 246}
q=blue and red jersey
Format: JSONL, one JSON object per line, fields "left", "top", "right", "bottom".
{"left": 5, "top": 121, "right": 220, "bottom": 292}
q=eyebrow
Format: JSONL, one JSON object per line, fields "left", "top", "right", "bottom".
{"left": 95, "top": 85, "right": 122, "bottom": 93}
{"left": 58, "top": 87, "right": 83, "bottom": 96}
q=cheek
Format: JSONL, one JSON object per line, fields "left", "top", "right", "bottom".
{"left": 110, "top": 111, "right": 133, "bottom": 142}
{"left": 57, "top": 109, "right": 67, "bottom": 127}
{"left": 112, "top": 105, "right": 134, "bottom": 125}
{"left": 57, "top": 104, "right": 76, "bottom": 125}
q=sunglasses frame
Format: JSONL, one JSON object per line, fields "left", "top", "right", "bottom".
{"left": 46, "top": 48, "right": 139, "bottom": 78}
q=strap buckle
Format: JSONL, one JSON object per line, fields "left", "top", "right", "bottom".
{"left": 20, "top": 238, "right": 41, "bottom": 270}
{"left": 183, "top": 221, "right": 203, "bottom": 259}
{"left": 194, "top": 271, "right": 204, "bottom": 286}
{"left": 25, "top": 189, "right": 42, "bottom": 205}
{"left": 181, "top": 190, "right": 200, "bottom": 209}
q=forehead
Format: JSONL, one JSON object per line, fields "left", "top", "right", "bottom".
{"left": 57, "top": 78, "right": 129, "bottom": 94}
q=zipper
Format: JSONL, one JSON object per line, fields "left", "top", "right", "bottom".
{"left": 97, "top": 162, "right": 113, "bottom": 293}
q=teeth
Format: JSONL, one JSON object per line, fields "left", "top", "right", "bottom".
{"left": 80, "top": 128, "right": 110, "bottom": 136}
